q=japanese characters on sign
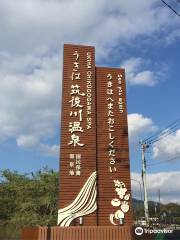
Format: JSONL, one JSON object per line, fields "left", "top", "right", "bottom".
{"left": 106, "top": 73, "right": 117, "bottom": 173}
{"left": 106, "top": 72, "right": 125, "bottom": 173}
{"left": 117, "top": 73, "right": 124, "bottom": 114}
{"left": 86, "top": 52, "right": 93, "bottom": 130}
{"left": 68, "top": 51, "right": 86, "bottom": 176}
{"left": 69, "top": 153, "right": 81, "bottom": 176}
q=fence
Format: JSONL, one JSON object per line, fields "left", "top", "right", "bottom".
{"left": 22, "top": 226, "right": 133, "bottom": 240}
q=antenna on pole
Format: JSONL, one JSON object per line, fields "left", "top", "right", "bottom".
{"left": 140, "top": 140, "right": 149, "bottom": 225}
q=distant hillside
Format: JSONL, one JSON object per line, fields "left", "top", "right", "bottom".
{"left": 132, "top": 198, "right": 180, "bottom": 224}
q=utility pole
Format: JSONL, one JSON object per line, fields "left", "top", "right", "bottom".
{"left": 131, "top": 178, "right": 143, "bottom": 202}
{"left": 158, "top": 189, "right": 161, "bottom": 215}
{"left": 141, "top": 141, "right": 149, "bottom": 224}
{"left": 154, "top": 202, "right": 157, "bottom": 217}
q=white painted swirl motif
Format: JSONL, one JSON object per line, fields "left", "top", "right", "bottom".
{"left": 57, "top": 171, "right": 97, "bottom": 226}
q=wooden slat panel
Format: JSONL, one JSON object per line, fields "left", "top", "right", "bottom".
{"left": 50, "top": 226, "right": 133, "bottom": 240}
{"left": 22, "top": 226, "right": 135, "bottom": 240}
{"left": 59, "top": 44, "right": 97, "bottom": 226}
{"left": 21, "top": 227, "right": 39, "bottom": 240}
{"left": 96, "top": 67, "right": 133, "bottom": 226}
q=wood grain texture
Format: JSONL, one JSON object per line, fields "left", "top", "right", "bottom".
{"left": 22, "top": 226, "right": 134, "bottom": 240}
{"left": 59, "top": 45, "right": 133, "bottom": 228}
{"left": 96, "top": 67, "right": 133, "bottom": 226}
{"left": 59, "top": 44, "right": 97, "bottom": 226}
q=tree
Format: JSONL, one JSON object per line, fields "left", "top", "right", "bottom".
{"left": 0, "top": 168, "right": 58, "bottom": 239}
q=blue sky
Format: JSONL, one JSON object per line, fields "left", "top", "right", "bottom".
{"left": 0, "top": 0, "right": 180, "bottom": 203}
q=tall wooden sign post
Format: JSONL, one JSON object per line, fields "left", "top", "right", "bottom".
{"left": 22, "top": 44, "right": 134, "bottom": 240}
{"left": 96, "top": 67, "right": 133, "bottom": 226}
{"left": 58, "top": 44, "right": 97, "bottom": 226}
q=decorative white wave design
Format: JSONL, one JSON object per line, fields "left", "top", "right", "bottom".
{"left": 57, "top": 171, "right": 97, "bottom": 227}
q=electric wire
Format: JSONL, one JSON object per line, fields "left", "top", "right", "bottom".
{"left": 142, "top": 118, "right": 180, "bottom": 144}
{"left": 148, "top": 124, "right": 180, "bottom": 144}
{"left": 160, "top": 0, "right": 180, "bottom": 17}
{"left": 148, "top": 124, "right": 180, "bottom": 145}
{"left": 147, "top": 155, "right": 180, "bottom": 167}
{"left": 143, "top": 118, "right": 180, "bottom": 142}
{"left": 143, "top": 122, "right": 180, "bottom": 143}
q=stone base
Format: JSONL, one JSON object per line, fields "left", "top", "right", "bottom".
{"left": 21, "top": 226, "right": 135, "bottom": 240}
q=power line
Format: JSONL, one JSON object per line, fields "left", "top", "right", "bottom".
{"left": 148, "top": 124, "right": 180, "bottom": 145}
{"left": 160, "top": 0, "right": 180, "bottom": 17}
{"left": 143, "top": 118, "right": 180, "bottom": 142}
{"left": 143, "top": 118, "right": 180, "bottom": 144}
{"left": 147, "top": 155, "right": 180, "bottom": 167}
{"left": 149, "top": 129, "right": 179, "bottom": 145}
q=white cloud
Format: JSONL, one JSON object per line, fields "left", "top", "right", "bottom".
{"left": 152, "top": 129, "right": 180, "bottom": 160}
{"left": 131, "top": 171, "right": 180, "bottom": 203}
{"left": 128, "top": 113, "right": 157, "bottom": 143}
{"left": 17, "top": 134, "right": 59, "bottom": 157}
{"left": 0, "top": 0, "right": 179, "bottom": 156}
{"left": 0, "top": 50, "right": 61, "bottom": 156}
{"left": 17, "top": 134, "right": 39, "bottom": 148}
{"left": 132, "top": 71, "right": 156, "bottom": 86}
{"left": 165, "top": 29, "right": 180, "bottom": 45}
{"left": 39, "top": 143, "right": 59, "bottom": 157}
{"left": 122, "top": 58, "right": 159, "bottom": 86}
{"left": 0, "top": 0, "right": 179, "bottom": 57}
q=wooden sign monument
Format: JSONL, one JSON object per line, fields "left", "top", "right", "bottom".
{"left": 58, "top": 44, "right": 133, "bottom": 229}
{"left": 22, "top": 44, "right": 134, "bottom": 240}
